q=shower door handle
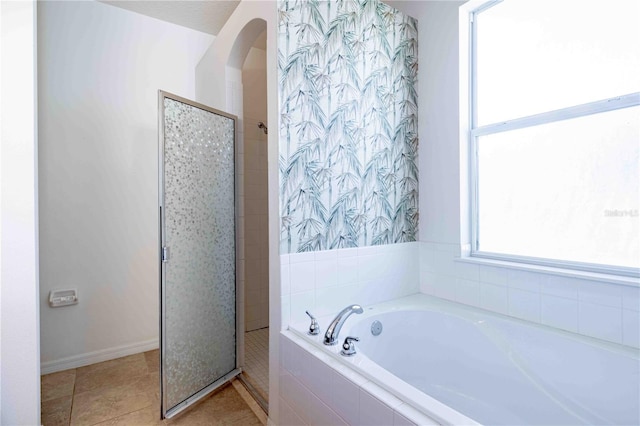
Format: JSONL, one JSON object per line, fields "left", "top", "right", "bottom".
{"left": 162, "top": 246, "right": 170, "bottom": 262}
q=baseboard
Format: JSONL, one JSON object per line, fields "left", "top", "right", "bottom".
{"left": 40, "top": 338, "right": 159, "bottom": 374}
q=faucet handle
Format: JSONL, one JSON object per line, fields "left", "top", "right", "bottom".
{"left": 341, "top": 336, "right": 359, "bottom": 357}
{"left": 305, "top": 311, "right": 320, "bottom": 335}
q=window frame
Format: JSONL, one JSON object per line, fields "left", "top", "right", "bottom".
{"left": 467, "top": 0, "right": 640, "bottom": 278}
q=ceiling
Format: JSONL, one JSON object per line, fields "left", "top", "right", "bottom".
{"left": 100, "top": 0, "right": 415, "bottom": 51}
{"left": 101, "top": 0, "right": 266, "bottom": 49}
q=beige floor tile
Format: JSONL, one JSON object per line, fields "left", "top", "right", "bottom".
{"left": 165, "top": 385, "right": 261, "bottom": 426}
{"left": 43, "top": 352, "right": 264, "bottom": 426}
{"left": 75, "top": 354, "right": 148, "bottom": 395}
{"left": 145, "top": 350, "right": 160, "bottom": 373}
{"left": 70, "top": 373, "right": 156, "bottom": 426}
{"left": 231, "top": 380, "right": 267, "bottom": 425}
{"left": 42, "top": 369, "right": 76, "bottom": 402}
{"left": 42, "top": 395, "right": 73, "bottom": 426}
{"left": 92, "top": 406, "right": 164, "bottom": 426}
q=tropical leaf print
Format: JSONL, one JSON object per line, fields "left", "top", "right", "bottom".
{"left": 278, "top": 0, "right": 418, "bottom": 253}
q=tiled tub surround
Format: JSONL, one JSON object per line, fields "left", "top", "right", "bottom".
{"left": 280, "top": 330, "right": 439, "bottom": 426}
{"left": 280, "top": 242, "right": 420, "bottom": 327}
{"left": 282, "top": 295, "right": 639, "bottom": 426}
{"left": 419, "top": 242, "right": 640, "bottom": 349}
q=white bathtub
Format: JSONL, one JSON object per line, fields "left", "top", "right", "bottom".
{"left": 290, "top": 294, "right": 640, "bottom": 425}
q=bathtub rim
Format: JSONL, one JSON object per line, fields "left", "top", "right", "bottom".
{"left": 282, "top": 328, "right": 474, "bottom": 425}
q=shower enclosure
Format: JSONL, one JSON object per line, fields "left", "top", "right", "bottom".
{"left": 158, "top": 91, "right": 239, "bottom": 418}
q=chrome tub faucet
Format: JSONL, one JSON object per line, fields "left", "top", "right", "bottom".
{"left": 323, "top": 304, "right": 364, "bottom": 345}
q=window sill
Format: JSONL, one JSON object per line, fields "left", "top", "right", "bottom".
{"left": 455, "top": 256, "right": 640, "bottom": 288}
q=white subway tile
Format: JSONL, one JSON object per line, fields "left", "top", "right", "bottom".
{"left": 433, "top": 249, "right": 455, "bottom": 276}
{"left": 279, "top": 334, "right": 290, "bottom": 370}
{"left": 300, "top": 350, "right": 335, "bottom": 407}
{"left": 434, "top": 243, "right": 457, "bottom": 253}
{"left": 507, "top": 269, "right": 543, "bottom": 292}
{"left": 431, "top": 274, "right": 457, "bottom": 301}
{"left": 315, "top": 249, "right": 338, "bottom": 261}
{"left": 284, "top": 337, "right": 304, "bottom": 379}
{"left": 359, "top": 387, "right": 396, "bottom": 426}
{"left": 358, "top": 245, "right": 381, "bottom": 256}
{"left": 541, "top": 294, "right": 578, "bottom": 333}
{"left": 480, "top": 282, "right": 509, "bottom": 315}
{"left": 541, "top": 276, "right": 580, "bottom": 299}
{"left": 479, "top": 265, "right": 508, "bottom": 285}
{"left": 281, "top": 368, "right": 308, "bottom": 417}
{"left": 623, "top": 309, "right": 639, "bottom": 348}
{"left": 290, "top": 261, "right": 315, "bottom": 293}
{"left": 455, "top": 278, "right": 480, "bottom": 307}
{"left": 337, "top": 247, "right": 358, "bottom": 258}
{"left": 281, "top": 296, "right": 291, "bottom": 330}
{"left": 622, "top": 286, "right": 640, "bottom": 311}
{"left": 579, "top": 281, "right": 622, "bottom": 309}
{"left": 455, "top": 261, "right": 479, "bottom": 282}
{"left": 315, "top": 259, "right": 338, "bottom": 288}
{"left": 358, "top": 254, "right": 386, "bottom": 283}
{"left": 337, "top": 256, "right": 359, "bottom": 285}
{"left": 331, "top": 371, "right": 361, "bottom": 426}
{"left": 279, "top": 397, "right": 306, "bottom": 426}
{"left": 289, "top": 251, "right": 315, "bottom": 264}
{"left": 290, "top": 291, "right": 315, "bottom": 325}
{"left": 314, "top": 287, "right": 340, "bottom": 318}
{"left": 337, "top": 284, "right": 365, "bottom": 308}
{"left": 281, "top": 263, "right": 291, "bottom": 295}
{"left": 419, "top": 246, "right": 436, "bottom": 274}
{"left": 578, "top": 302, "right": 623, "bottom": 344}
{"left": 420, "top": 272, "right": 438, "bottom": 296}
{"left": 309, "top": 407, "right": 347, "bottom": 426}
{"left": 324, "top": 357, "right": 369, "bottom": 387}
{"left": 508, "top": 288, "right": 541, "bottom": 322}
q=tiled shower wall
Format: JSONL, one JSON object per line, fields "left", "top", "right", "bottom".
{"left": 419, "top": 242, "right": 640, "bottom": 349}
{"left": 243, "top": 48, "right": 269, "bottom": 331}
{"left": 244, "top": 116, "right": 269, "bottom": 330}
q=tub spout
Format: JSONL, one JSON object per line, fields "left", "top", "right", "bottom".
{"left": 324, "top": 304, "right": 364, "bottom": 345}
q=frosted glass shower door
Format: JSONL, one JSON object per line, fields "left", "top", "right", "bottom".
{"left": 159, "top": 91, "right": 239, "bottom": 418}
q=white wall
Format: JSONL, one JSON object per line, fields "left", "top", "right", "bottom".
{"left": 38, "top": 0, "right": 214, "bottom": 371}
{"left": 242, "top": 47, "right": 269, "bottom": 331}
{"left": 0, "top": 1, "right": 41, "bottom": 423}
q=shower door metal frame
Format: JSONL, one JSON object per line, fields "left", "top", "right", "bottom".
{"left": 158, "top": 90, "right": 241, "bottom": 419}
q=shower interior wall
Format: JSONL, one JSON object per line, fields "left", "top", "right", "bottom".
{"left": 242, "top": 47, "right": 269, "bottom": 332}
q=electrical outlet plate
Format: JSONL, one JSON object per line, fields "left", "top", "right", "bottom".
{"left": 49, "top": 289, "right": 78, "bottom": 307}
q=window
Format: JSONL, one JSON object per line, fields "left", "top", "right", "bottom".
{"left": 468, "top": 0, "right": 640, "bottom": 276}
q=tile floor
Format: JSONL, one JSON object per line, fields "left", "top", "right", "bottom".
{"left": 41, "top": 350, "right": 266, "bottom": 426}
{"left": 243, "top": 328, "right": 269, "bottom": 402}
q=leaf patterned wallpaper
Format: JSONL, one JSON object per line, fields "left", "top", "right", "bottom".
{"left": 278, "top": 0, "right": 418, "bottom": 253}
